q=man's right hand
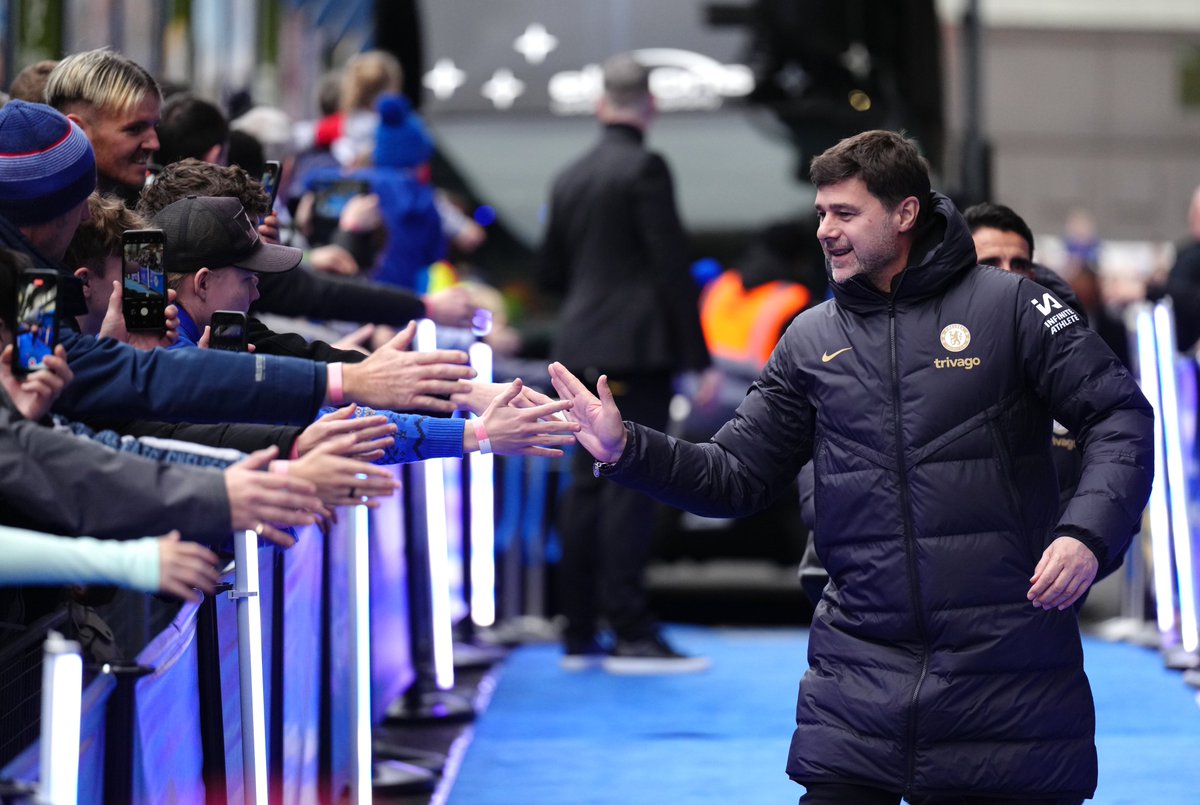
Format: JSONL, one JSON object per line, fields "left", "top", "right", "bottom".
{"left": 547, "top": 362, "right": 628, "bottom": 463}
{"left": 224, "top": 446, "right": 321, "bottom": 548}
{"left": 340, "top": 321, "right": 476, "bottom": 414}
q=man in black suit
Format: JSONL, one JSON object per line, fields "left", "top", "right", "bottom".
{"left": 538, "top": 54, "right": 712, "bottom": 674}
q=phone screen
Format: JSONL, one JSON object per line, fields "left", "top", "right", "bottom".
{"left": 209, "top": 310, "right": 248, "bottom": 352}
{"left": 15, "top": 271, "right": 58, "bottom": 375}
{"left": 261, "top": 161, "right": 281, "bottom": 209}
{"left": 122, "top": 230, "right": 166, "bottom": 332}
{"left": 313, "top": 179, "right": 370, "bottom": 220}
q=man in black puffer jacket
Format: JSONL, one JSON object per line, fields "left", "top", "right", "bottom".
{"left": 549, "top": 130, "right": 1154, "bottom": 804}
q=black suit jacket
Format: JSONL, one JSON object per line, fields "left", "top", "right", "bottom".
{"left": 537, "top": 124, "right": 709, "bottom": 376}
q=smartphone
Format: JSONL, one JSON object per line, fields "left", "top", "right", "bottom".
{"left": 310, "top": 178, "right": 371, "bottom": 243}
{"left": 261, "top": 160, "right": 282, "bottom": 209}
{"left": 13, "top": 269, "right": 58, "bottom": 376}
{"left": 122, "top": 229, "right": 167, "bottom": 332}
{"left": 209, "top": 310, "right": 248, "bottom": 352}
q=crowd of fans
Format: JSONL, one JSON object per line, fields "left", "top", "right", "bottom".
{"left": 0, "top": 46, "right": 580, "bottom": 666}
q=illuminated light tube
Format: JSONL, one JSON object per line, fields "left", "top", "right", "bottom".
{"left": 1134, "top": 304, "right": 1176, "bottom": 636}
{"left": 468, "top": 341, "right": 496, "bottom": 628}
{"left": 1154, "top": 302, "right": 1199, "bottom": 653}
{"left": 350, "top": 501, "right": 372, "bottom": 803}
{"left": 39, "top": 631, "right": 82, "bottom": 805}
{"left": 416, "top": 319, "right": 457, "bottom": 690}
{"left": 233, "top": 529, "right": 268, "bottom": 805}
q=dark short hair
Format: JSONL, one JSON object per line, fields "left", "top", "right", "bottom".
{"left": 136, "top": 158, "right": 270, "bottom": 220}
{"left": 809, "top": 130, "right": 932, "bottom": 215}
{"left": 7, "top": 59, "right": 58, "bottom": 103}
{"left": 963, "top": 202, "right": 1035, "bottom": 255}
{"left": 156, "top": 93, "right": 229, "bottom": 168}
{"left": 602, "top": 54, "right": 650, "bottom": 110}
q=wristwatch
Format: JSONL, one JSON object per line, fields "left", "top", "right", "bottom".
{"left": 593, "top": 460, "right": 618, "bottom": 478}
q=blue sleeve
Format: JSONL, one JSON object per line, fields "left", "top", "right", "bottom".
{"left": 56, "top": 332, "right": 327, "bottom": 426}
{"left": 317, "top": 405, "right": 464, "bottom": 464}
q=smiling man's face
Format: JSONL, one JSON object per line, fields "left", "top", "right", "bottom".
{"left": 71, "top": 93, "right": 161, "bottom": 192}
{"left": 815, "top": 177, "right": 916, "bottom": 293}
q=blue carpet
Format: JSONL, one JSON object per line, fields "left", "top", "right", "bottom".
{"left": 447, "top": 626, "right": 1200, "bottom": 804}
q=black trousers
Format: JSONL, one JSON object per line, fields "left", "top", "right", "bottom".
{"left": 557, "top": 370, "right": 674, "bottom": 646}
{"left": 799, "top": 782, "right": 1084, "bottom": 805}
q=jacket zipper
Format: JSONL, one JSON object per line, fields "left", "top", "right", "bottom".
{"left": 890, "top": 296, "right": 929, "bottom": 799}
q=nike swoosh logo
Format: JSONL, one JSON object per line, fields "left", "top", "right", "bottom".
{"left": 821, "top": 347, "right": 853, "bottom": 363}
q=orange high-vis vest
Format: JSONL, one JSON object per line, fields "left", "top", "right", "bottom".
{"left": 700, "top": 270, "right": 811, "bottom": 369}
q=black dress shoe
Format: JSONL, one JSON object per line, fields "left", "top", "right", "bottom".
{"left": 602, "top": 634, "right": 711, "bottom": 675}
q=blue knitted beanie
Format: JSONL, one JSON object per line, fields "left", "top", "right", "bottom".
{"left": 373, "top": 93, "right": 433, "bottom": 170}
{"left": 0, "top": 100, "right": 97, "bottom": 225}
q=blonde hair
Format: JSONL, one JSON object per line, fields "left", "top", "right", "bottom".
{"left": 339, "top": 50, "right": 402, "bottom": 113}
{"left": 45, "top": 48, "right": 160, "bottom": 118}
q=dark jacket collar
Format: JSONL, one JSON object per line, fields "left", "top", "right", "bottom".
{"left": 829, "top": 192, "right": 977, "bottom": 314}
{"left": 601, "top": 123, "right": 645, "bottom": 145}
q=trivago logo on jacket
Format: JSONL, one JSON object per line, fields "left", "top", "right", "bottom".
{"left": 934, "top": 323, "right": 982, "bottom": 369}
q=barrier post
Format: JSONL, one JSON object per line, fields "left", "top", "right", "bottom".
{"left": 196, "top": 589, "right": 230, "bottom": 805}
{"left": 387, "top": 320, "right": 474, "bottom": 724}
{"left": 38, "top": 631, "right": 82, "bottom": 805}
{"left": 230, "top": 530, "right": 268, "bottom": 805}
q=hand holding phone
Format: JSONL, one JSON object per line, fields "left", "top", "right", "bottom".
{"left": 122, "top": 229, "right": 167, "bottom": 333}
{"left": 261, "top": 160, "right": 282, "bottom": 209}
{"left": 13, "top": 269, "right": 59, "bottom": 376}
{"left": 209, "top": 310, "right": 249, "bottom": 352}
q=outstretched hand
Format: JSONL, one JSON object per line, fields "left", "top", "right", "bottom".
{"left": 1028, "top": 535, "right": 1099, "bottom": 611}
{"left": 473, "top": 378, "right": 580, "bottom": 457}
{"left": 224, "top": 446, "right": 321, "bottom": 548}
{"left": 157, "top": 531, "right": 221, "bottom": 602}
{"left": 546, "top": 362, "right": 627, "bottom": 463}
{"left": 450, "top": 380, "right": 556, "bottom": 417}
{"left": 341, "top": 321, "right": 476, "bottom": 413}
{"left": 295, "top": 404, "right": 396, "bottom": 462}
{"left": 287, "top": 437, "right": 399, "bottom": 509}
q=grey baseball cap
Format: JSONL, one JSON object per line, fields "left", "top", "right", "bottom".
{"left": 152, "top": 195, "right": 302, "bottom": 274}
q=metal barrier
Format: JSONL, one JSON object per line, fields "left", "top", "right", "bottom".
{"left": 0, "top": 327, "right": 550, "bottom": 800}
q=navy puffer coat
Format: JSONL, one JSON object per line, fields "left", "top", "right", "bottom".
{"left": 608, "top": 195, "right": 1153, "bottom": 799}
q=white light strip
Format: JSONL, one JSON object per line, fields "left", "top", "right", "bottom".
{"left": 468, "top": 342, "right": 496, "bottom": 628}
{"left": 1134, "top": 304, "right": 1176, "bottom": 635}
{"left": 1154, "top": 303, "right": 1199, "bottom": 652}
{"left": 416, "top": 319, "right": 457, "bottom": 690}
{"left": 233, "top": 530, "right": 268, "bottom": 805}
{"left": 39, "top": 631, "right": 82, "bottom": 805}
{"left": 350, "top": 502, "right": 373, "bottom": 803}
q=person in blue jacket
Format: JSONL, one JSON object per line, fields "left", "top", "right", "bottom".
{"left": 549, "top": 130, "right": 1153, "bottom": 804}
